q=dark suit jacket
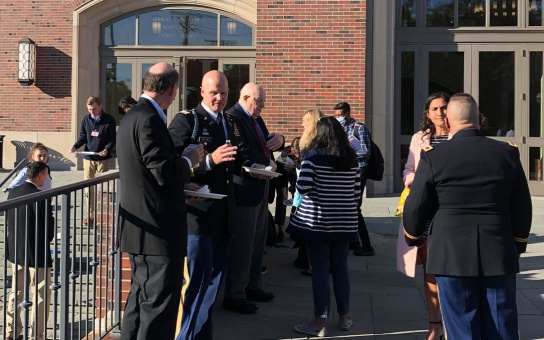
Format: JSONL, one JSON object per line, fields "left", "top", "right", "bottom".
{"left": 7, "top": 182, "right": 54, "bottom": 268}
{"left": 116, "top": 97, "right": 192, "bottom": 257}
{"left": 168, "top": 103, "right": 235, "bottom": 236}
{"left": 226, "top": 103, "right": 284, "bottom": 206}
{"left": 403, "top": 129, "right": 532, "bottom": 277}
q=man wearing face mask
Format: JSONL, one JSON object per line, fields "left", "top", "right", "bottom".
{"left": 333, "top": 102, "right": 375, "bottom": 256}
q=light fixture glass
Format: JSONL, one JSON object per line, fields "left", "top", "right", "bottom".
{"left": 18, "top": 37, "right": 36, "bottom": 85}
{"left": 152, "top": 17, "right": 161, "bottom": 35}
{"left": 227, "top": 20, "right": 237, "bottom": 35}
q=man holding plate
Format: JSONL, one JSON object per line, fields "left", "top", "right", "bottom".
{"left": 222, "top": 83, "right": 284, "bottom": 314}
{"left": 168, "top": 70, "right": 237, "bottom": 339}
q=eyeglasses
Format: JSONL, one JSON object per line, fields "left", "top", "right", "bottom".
{"left": 254, "top": 97, "right": 265, "bottom": 105}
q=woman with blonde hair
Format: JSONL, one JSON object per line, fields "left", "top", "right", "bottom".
{"left": 299, "top": 108, "right": 323, "bottom": 150}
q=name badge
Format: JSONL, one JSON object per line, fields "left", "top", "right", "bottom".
{"left": 198, "top": 137, "right": 213, "bottom": 143}
{"left": 91, "top": 131, "right": 100, "bottom": 137}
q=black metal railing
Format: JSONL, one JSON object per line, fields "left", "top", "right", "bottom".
{"left": 0, "top": 172, "right": 121, "bottom": 340}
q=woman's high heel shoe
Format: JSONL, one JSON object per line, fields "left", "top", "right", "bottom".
{"left": 428, "top": 320, "right": 444, "bottom": 340}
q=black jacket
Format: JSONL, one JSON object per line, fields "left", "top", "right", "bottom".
{"left": 116, "top": 98, "right": 192, "bottom": 257}
{"left": 403, "top": 129, "right": 532, "bottom": 277}
{"left": 73, "top": 111, "right": 117, "bottom": 161}
{"left": 168, "top": 104, "right": 236, "bottom": 236}
{"left": 7, "top": 182, "right": 54, "bottom": 268}
{"left": 225, "top": 103, "right": 284, "bottom": 206}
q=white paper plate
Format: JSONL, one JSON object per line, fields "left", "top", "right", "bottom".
{"left": 76, "top": 151, "right": 100, "bottom": 155}
{"left": 243, "top": 166, "right": 281, "bottom": 178}
{"left": 184, "top": 190, "right": 227, "bottom": 199}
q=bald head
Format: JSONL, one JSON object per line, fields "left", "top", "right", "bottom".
{"left": 239, "top": 83, "right": 266, "bottom": 118}
{"left": 200, "top": 70, "right": 228, "bottom": 113}
{"left": 446, "top": 93, "right": 480, "bottom": 133}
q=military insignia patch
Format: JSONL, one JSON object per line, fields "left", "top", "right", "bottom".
{"left": 423, "top": 146, "right": 434, "bottom": 152}
{"left": 507, "top": 142, "right": 518, "bottom": 147}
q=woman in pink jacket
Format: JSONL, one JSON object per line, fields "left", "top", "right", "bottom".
{"left": 397, "top": 92, "right": 450, "bottom": 340}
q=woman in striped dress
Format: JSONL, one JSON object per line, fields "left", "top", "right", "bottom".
{"left": 397, "top": 91, "right": 450, "bottom": 340}
{"left": 287, "top": 116, "right": 359, "bottom": 337}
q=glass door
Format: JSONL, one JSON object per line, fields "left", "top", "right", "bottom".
{"left": 219, "top": 59, "right": 254, "bottom": 109}
{"left": 525, "top": 46, "right": 544, "bottom": 195}
{"left": 394, "top": 45, "right": 468, "bottom": 191}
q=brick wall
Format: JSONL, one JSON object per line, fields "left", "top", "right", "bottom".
{"left": 0, "top": 1, "right": 73, "bottom": 132}
{"left": 257, "top": 0, "right": 367, "bottom": 143}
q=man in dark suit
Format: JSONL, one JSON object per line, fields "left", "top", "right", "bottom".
{"left": 116, "top": 62, "right": 204, "bottom": 340}
{"left": 168, "top": 70, "right": 237, "bottom": 339}
{"left": 6, "top": 161, "right": 54, "bottom": 340}
{"left": 403, "top": 93, "right": 532, "bottom": 339}
{"left": 222, "top": 83, "right": 284, "bottom": 314}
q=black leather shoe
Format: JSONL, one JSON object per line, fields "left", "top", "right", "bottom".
{"left": 245, "top": 289, "right": 275, "bottom": 302}
{"left": 222, "top": 298, "right": 258, "bottom": 314}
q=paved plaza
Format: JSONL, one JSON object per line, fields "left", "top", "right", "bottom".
{"left": 2, "top": 170, "right": 543, "bottom": 339}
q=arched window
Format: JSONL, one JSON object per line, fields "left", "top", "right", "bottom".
{"left": 103, "top": 9, "right": 253, "bottom": 47}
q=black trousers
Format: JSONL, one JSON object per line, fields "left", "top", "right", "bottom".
{"left": 121, "top": 253, "right": 184, "bottom": 340}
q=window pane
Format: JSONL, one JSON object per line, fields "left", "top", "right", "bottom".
{"left": 223, "top": 64, "right": 250, "bottom": 109}
{"left": 104, "top": 16, "right": 136, "bottom": 46}
{"left": 186, "top": 59, "right": 218, "bottom": 110}
{"left": 429, "top": 52, "right": 464, "bottom": 95}
{"left": 529, "top": 52, "right": 543, "bottom": 137}
{"left": 459, "top": 0, "right": 486, "bottom": 26}
{"left": 490, "top": 0, "right": 518, "bottom": 26}
{"left": 401, "top": 52, "right": 415, "bottom": 135}
{"left": 529, "top": 147, "right": 543, "bottom": 181}
{"left": 479, "top": 52, "right": 515, "bottom": 137}
{"left": 529, "top": 0, "right": 543, "bottom": 26}
{"left": 105, "top": 63, "right": 132, "bottom": 125}
{"left": 400, "top": 144, "right": 409, "bottom": 177}
{"left": 139, "top": 10, "right": 218, "bottom": 46}
{"left": 427, "top": 0, "right": 454, "bottom": 27}
{"left": 220, "top": 17, "right": 252, "bottom": 46}
{"left": 400, "top": 0, "right": 417, "bottom": 27}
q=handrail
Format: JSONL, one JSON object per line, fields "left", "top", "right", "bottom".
{"left": 0, "top": 170, "right": 122, "bottom": 339}
{"left": 0, "top": 171, "right": 120, "bottom": 210}
{"left": 0, "top": 158, "right": 28, "bottom": 189}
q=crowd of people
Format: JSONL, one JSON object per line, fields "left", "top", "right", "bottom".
{"left": 2, "top": 61, "right": 533, "bottom": 340}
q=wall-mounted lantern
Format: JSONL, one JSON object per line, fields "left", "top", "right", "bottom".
{"left": 18, "top": 37, "right": 36, "bottom": 85}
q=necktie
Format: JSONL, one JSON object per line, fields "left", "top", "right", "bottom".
{"left": 252, "top": 119, "right": 270, "bottom": 158}
{"left": 216, "top": 112, "right": 223, "bottom": 126}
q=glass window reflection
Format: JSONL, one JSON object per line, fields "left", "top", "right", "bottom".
{"left": 139, "top": 10, "right": 218, "bottom": 46}
{"left": 104, "top": 16, "right": 136, "bottom": 46}
{"left": 529, "top": 147, "right": 543, "bottom": 181}
{"left": 400, "top": 0, "right": 417, "bottom": 27}
{"left": 490, "top": 0, "right": 518, "bottom": 26}
{"left": 429, "top": 52, "right": 464, "bottom": 96}
{"left": 105, "top": 63, "right": 132, "bottom": 124}
{"left": 529, "top": 52, "right": 543, "bottom": 137}
{"left": 478, "top": 52, "right": 515, "bottom": 137}
{"left": 223, "top": 64, "right": 250, "bottom": 109}
{"left": 427, "top": 0, "right": 454, "bottom": 27}
{"left": 529, "top": 0, "right": 543, "bottom": 26}
{"left": 401, "top": 52, "right": 415, "bottom": 135}
{"left": 459, "top": 0, "right": 486, "bottom": 26}
{"left": 220, "top": 17, "right": 252, "bottom": 46}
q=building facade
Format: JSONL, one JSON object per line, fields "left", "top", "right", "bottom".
{"left": 1, "top": 0, "right": 543, "bottom": 195}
